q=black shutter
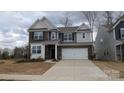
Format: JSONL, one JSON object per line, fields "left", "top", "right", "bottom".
{"left": 49, "top": 32, "right": 51, "bottom": 40}
{"left": 115, "top": 27, "right": 120, "bottom": 40}
{"left": 43, "top": 32, "right": 45, "bottom": 40}
{"left": 62, "top": 33, "right": 64, "bottom": 41}
{"left": 32, "top": 32, "right": 34, "bottom": 40}
{"left": 119, "top": 29, "right": 121, "bottom": 39}
{"left": 72, "top": 33, "right": 74, "bottom": 41}
{"left": 59, "top": 33, "right": 64, "bottom": 41}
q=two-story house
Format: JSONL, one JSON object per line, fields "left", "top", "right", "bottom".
{"left": 95, "top": 15, "right": 124, "bottom": 61}
{"left": 28, "top": 16, "right": 92, "bottom": 60}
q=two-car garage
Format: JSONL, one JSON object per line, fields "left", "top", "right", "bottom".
{"left": 62, "top": 48, "right": 88, "bottom": 59}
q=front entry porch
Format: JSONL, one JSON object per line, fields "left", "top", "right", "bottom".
{"left": 45, "top": 45, "right": 57, "bottom": 60}
{"left": 116, "top": 44, "right": 124, "bottom": 61}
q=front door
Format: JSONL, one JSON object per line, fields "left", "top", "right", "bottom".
{"left": 49, "top": 45, "right": 55, "bottom": 59}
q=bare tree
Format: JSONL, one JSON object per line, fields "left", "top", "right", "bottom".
{"left": 114, "top": 11, "right": 124, "bottom": 21}
{"left": 103, "top": 11, "right": 113, "bottom": 25}
{"left": 13, "top": 45, "right": 29, "bottom": 59}
{"left": 103, "top": 11, "right": 124, "bottom": 26}
{"left": 82, "top": 11, "right": 98, "bottom": 58}
{"left": 2, "top": 51, "right": 10, "bottom": 59}
{"left": 60, "top": 12, "right": 73, "bottom": 27}
{"left": 83, "top": 11, "right": 97, "bottom": 31}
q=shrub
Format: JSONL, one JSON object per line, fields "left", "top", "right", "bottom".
{"left": 2, "top": 51, "right": 10, "bottom": 59}
{"left": 52, "top": 59, "right": 59, "bottom": 62}
{"left": 16, "top": 58, "right": 45, "bottom": 63}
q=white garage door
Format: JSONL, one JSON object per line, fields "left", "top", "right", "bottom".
{"left": 62, "top": 48, "right": 88, "bottom": 59}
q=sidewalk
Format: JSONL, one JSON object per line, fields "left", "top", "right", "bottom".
{"left": 0, "top": 74, "right": 42, "bottom": 81}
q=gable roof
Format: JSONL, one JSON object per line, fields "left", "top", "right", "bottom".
{"left": 28, "top": 16, "right": 57, "bottom": 31}
{"left": 113, "top": 15, "right": 124, "bottom": 28}
{"left": 77, "top": 23, "right": 90, "bottom": 31}
{"left": 58, "top": 26, "right": 79, "bottom": 32}
{"left": 28, "top": 17, "right": 91, "bottom": 32}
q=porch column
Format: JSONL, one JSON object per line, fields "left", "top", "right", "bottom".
{"left": 120, "top": 44, "right": 122, "bottom": 62}
{"left": 55, "top": 44, "right": 57, "bottom": 60}
{"left": 42, "top": 44, "right": 45, "bottom": 60}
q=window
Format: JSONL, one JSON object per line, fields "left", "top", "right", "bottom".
{"left": 51, "top": 32, "right": 56, "bottom": 40}
{"left": 34, "top": 32, "right": 43, "bottom": 40}
{"left": 32, "top": 46, "right": 37, "bottom": 54}
{"left": 37, "top": 46, "right": 41, "bottom": 54}
{"left": 63, "top": 33, "right": 73, "bottom": 42}
{"left": 32, "top": 46, "right": 41, "bottom": 54}
{"left": 82, "top": 33, "right": 85, "bottom": 38}
{"left": 120, "top": 28, "right": 124, "bottom": 39}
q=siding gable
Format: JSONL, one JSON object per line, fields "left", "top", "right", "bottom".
{"left": 28, "top": 16, "right": 57, "bottom": 31}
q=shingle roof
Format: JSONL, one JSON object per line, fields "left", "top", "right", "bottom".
{"left": 58, "top": 23, "right": 90, "bottom": 32}
{"left": 58, "top": 26, "right": 79, "bottom": 32}
{"left": 113, "top": 15, "right": 124, "bottom": 28}
{"left": 77, "top": 23, "right": 90, "bottom": 31}
{"left": 28, "top": 16, "right": 91, "bottom": 32}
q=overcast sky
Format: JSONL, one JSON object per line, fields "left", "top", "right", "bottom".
{"left": 0, "top": 11, "right": 97, "bottom": 49}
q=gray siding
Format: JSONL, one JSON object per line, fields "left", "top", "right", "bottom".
{"left": 95, "top": 26, "right": 120, "bottom": 61}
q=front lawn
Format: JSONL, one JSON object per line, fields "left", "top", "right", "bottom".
{"left": 0, "top": 59, "right": 55, "bottom": 75}
{"left": 93, "top": 60, "right": 124, "bottom": 78}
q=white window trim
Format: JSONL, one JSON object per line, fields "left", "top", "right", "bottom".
{"left": 34, "top": 32, "right": 43, "bottom": 40}
{"left": 120, "top": 28, "right": 124, "bottom": 39}
{"left": 51, "top": 32, "right": 56, "bottom": 40}
{"left": 32, "top": 45, "right": 41, "bottom": 54}
{"left": 63, "top": 33, "right": 73, "bottom": 42}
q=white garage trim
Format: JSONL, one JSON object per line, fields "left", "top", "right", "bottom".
{"left": 62, "top": 48, "right": 88, "bottom": 59}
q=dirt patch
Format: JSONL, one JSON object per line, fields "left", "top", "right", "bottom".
{"left": 0, "top": 59, "right": 55, "bottom": 75}
{"left": 93, "top": 61, "right": 124, "bottom": 78}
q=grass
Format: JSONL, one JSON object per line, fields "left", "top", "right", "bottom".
{"left": 0, "top": 59, "right": 55, "bottom": 75}
{"left": 93, "top": 60, "right": 124, "bottom": 78}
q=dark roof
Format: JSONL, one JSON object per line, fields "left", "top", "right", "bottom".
{"left": 113, "top": 15, "right": 124, "bottom": 27}
{"left": 57, "top": 26, "right": 79, "bottom": 32}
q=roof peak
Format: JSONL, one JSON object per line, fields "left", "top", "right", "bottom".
{"left": 113, "top": 15, "right": 124, "bottom": 28}
{"left": 28, "top": 16, "right": 57, "bottom": 30}
{"left": 40, "top": 16, "right": 47, "bottom": 21}
{"left": 78, "top": 23, "right": 90, "bottom": 30}
{"left": 81, "top": 23, "right": 86, "bottom": 25}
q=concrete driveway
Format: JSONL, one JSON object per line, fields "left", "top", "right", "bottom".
{"left": 40, "top": 60, "right": 109, "bottom": 80}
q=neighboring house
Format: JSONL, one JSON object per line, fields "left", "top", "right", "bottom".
{"left": 95, "top": 16, "right": 124, "bottom": 61}
{"left": 28, "top": 16, "right": 92, "bottom": 60}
